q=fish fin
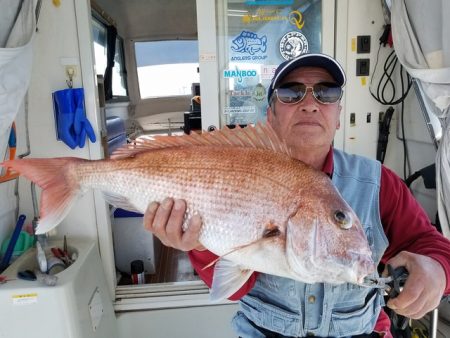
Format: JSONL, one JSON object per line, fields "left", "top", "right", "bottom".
{"left": 102, "top": 192, "right": 141, "bottom": 213}
{"left": 0, "top": 158, "right": 84, "bottom": 234}
{"left": 203, "top": 225, "right": 282, "bottom": 271}
{"left": 209, "top": 259, "right": 253, "bottom": 302}
{"left": 202, "top": 240, "right": 261, "bottom": 270}
{"left": 111, "top": 123, "right": 291, "bottom": 159}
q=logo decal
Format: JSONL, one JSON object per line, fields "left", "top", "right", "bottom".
{"left": 231, "top": 31, "right": 267, "bottom": 56}
{"left": 279, "top": 31, "right": 309, "bottom": 60}
{"left": 252, "top": 84, "right": 267, "bottom": 102}
{"left": 242, "top": 8, "right": 284, "bottom": 25}
{"left": 224, "top": 68, "right": 258, "bottom": 83}
{"left": 289, "top": 10, "right": 305, "bottom": 30}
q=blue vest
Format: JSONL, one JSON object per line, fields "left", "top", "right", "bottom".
{"left": 232, "top": 149, "right": 389, "bottom": 338}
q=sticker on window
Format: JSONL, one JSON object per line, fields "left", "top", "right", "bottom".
{"left": 224, "top": 106, "right": 257, "bottom": 115}
{"left": 261, "top": 65, "right": 278, "bottom": 81}
{"left": 252, "top": 84, "right": 267, "bottom": 102}
{"left": 279, "top": 31, "right": 309, "bottom": 60}
{"left": 223, "top": 68, "right": 258, "bottom": 83}
{"left": 230, "top": 89, "right": 253, "bottom": 97}
{"left": 231, "top": 31, "right": 267, "bottom": 56}
{"left": 289, "top": 10, "right": 305, "bottom": 30}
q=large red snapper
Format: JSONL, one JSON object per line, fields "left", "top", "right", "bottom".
{"left": 1, "top": 123, "right": 374, "bottom": 300}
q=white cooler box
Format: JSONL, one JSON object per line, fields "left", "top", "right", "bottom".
{"left": 0, "top": 239, "right": 118, "bottom": 338}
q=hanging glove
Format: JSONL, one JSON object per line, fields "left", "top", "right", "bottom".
{"left": 72, "top": 88, "right": 96, "bottom": 148}
{"left": 53, "top": 88, "right": 96, "bottom": 149}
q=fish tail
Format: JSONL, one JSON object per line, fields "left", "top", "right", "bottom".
{"left": 0, "top": 157, "right": 84, "bottom": 234}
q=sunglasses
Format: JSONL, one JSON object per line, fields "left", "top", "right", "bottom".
{"left": 273, "top": 82, "right": 343, "bottom": 105}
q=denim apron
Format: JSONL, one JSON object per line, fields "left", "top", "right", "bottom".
{"left": 232, "top": 149, "right": 389, "bottom": 337}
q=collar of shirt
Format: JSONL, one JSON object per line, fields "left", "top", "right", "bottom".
{"left": 321, "top": 146, "right": 334, "bottom": 177}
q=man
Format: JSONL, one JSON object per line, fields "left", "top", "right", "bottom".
{"left": 143, "top": 53, "right": 450, "bottom": 337}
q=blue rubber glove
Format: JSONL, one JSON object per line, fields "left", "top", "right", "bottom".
{"left": 72, "top": 89, "right": 96, "bottom": 148}
{"left": 53, "top": 88, "right": 96, "bottom": 149}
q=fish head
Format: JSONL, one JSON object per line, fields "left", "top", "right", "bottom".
{"left": 285, "top": 185, "right": 375, "bottom": 285}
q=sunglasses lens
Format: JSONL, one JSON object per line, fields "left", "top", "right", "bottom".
{"left": 276, "top": 83, "right": 306, "bottom": 103}
{"left": 313, "top": 83, "right": 342, "bottom": 103}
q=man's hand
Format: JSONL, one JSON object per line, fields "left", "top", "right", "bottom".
{"left": 385, "top": 251, "right": 446, "bottom": 319}
{"left": 143, "top": 198, "right": 205, "bottom": 251}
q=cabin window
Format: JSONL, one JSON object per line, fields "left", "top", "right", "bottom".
{"left": 134, "top": 40, "right": 199, "bottom": 99}
{"left": 92, "top": 17, "right": 128, "bottom": 100}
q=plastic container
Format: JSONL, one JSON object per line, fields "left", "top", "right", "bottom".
{"left": 130, "top": 260, "right": 145, "bottom": 284}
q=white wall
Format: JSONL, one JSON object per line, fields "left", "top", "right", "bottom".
{"left": 336, "top": 0, "right": 390, "bottom": 158}
{"left": 16, "top": 0, "right": 101, "bottom": 240}
{"left": 337, "top": 0, "right": 438, "bottom": 220}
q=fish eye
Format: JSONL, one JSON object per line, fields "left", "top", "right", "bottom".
{"left": 334, "top": 210, "right": 352, "bottom": 229}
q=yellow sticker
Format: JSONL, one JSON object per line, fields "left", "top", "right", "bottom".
{"left": 12, "top": 293, "right": 38, "bottom": 305}
{"left": 351, "top": 38, "right": 356, "bottom": 52}
{"left": 361, "top": 77, "right": 367, "bottom": 86}
{"left": 289, "top": 10, "right": 305, "bottom": 29}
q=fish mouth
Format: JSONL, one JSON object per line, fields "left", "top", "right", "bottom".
{"left": 287, "top": 247, "right": 375, "bottom": 284}
{"left": 344, "top": 251, "right": 376, "bottom": 282}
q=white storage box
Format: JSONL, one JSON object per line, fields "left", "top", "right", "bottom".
{"left": 0, "top": 239, "right": 118, "bottom": 338}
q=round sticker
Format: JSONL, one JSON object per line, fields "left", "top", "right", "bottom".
{"left": 279, "top": 31, "right": 309, "bottom": 60}
{"left": 252, "top": 83, "right": 266, "bottom": 102}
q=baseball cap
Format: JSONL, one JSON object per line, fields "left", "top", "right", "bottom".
{"left": 267, "top": 53, "right": 346, "bottom": 103}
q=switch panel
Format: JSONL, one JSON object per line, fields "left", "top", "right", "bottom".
{"left": 356, "top": 59, "right": 370, "bottom": 76}
{"left": 357, "top": 35, "right": 371, "bottom": 53}
{"left": 350, "top": 112, "right": 356, "bottom": 126}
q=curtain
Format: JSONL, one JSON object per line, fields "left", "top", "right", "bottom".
{"left": 103, "top": 25, "right": 117, "bottom": 101}
{"left": 391, "top": 0, "right": 450, "bottom": 238}
{"left": 0, "top": 0, "right": 36, "bottom": 164}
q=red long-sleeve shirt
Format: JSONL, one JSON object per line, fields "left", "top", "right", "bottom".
{"left": 188, "top": 148, "right": 450, "bottom": 336}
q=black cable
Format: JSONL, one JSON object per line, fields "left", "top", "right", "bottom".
{"left": 370, "top": 25, "right": 413, "bottom": 179}
{"left": 400, "top": 68, "right": 411, "bottom": 179}
{"left": 370, "top": 49, "right": 412, "bottom": 106}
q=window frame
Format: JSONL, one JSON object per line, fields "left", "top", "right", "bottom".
{"left": 133, "top": 39, "right": 200, "bottom": 100}
{"left": 91, "top": 13, "right": 129, "bottom": 102}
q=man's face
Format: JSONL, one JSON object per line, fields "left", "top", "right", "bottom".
{"left": 267, "top": 66, "right": 342, "bottom": 152}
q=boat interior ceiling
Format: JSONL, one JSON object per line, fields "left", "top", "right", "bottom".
{"left": 93, "top": 0, "right": 198, "bottom": 40}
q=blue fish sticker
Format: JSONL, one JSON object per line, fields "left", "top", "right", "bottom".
{"left": 231, "top": 31, "right": 267, "bottom": 55}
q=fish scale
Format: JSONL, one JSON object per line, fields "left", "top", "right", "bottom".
{"left": 73, "top": 147, "right": 298, "bottom": 253}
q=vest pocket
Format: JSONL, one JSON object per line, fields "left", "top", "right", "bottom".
{"left": 239, "top": 295, "right": 303, "bottom": 337}
{"left": 231, "top": 311, "right": 267, "bottom": 338}
{"left": 330, "top": 291, "right": 380, "bottom": 336}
